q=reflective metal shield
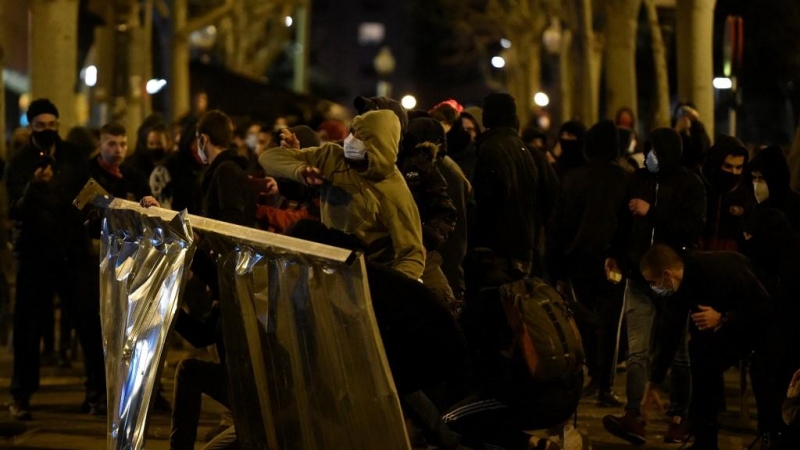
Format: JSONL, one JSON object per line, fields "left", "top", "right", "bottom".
{"left": 98, "top": 199, "right": 409, "bottom": 449}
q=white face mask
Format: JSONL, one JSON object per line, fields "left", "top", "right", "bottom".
{"left": 754, "top": 180, "right": 769, "bottom": 204}
{"left": 197, "top": 136, "right": 209, "bottom": 164}
{"left": 628, "top": 139, "right": 636, "bottom": 154}
{"left": 343, "top": 133, "right": 367, "bottom": 160}
{"left": 245, "top": 133, "right": 258, "bottom": 151}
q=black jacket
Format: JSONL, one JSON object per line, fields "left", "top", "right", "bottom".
{"left": 552, "top": 121, "right": 628, "bottom": 278}
{"left": 651, "top": 252, "right": 772, "bottom": 383}
{"left": 699, "top": 136, "right": 754, "bottom": 250}
{"left": 174, "top": 305, "right": 225, "bottom": 362}
{"left": 5, "top": 137, "right": 91, "bottom": 259}
{"left": 88, "top": 156, "right": 150, "bottom": 202}
{"left": 400, "top": 118, "right": 458, "bottom": 252}
{"left": 610, "top": 128, "right": 707, "bottom": 278}
{"left": 201, "top": 150, "right": 256, "bottom": 227}
{"left": 750, "top": 146, "right": 800, "bottom": 233}
{"left": 472, "top": 126, "right": 539, "bottom": 264}
{"left": 437, "top": 155, "right": 470, "bottom": 296}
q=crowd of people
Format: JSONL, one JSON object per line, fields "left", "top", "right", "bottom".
{"left": 3, "top": 92, "right": 800, "bottom": 450}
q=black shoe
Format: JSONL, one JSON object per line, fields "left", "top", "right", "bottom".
{"left": 597, "top": 390, "right": 624, "bottom": 407}
{"left": 9, "top": 399, "right": 32, "bottom": 421}
{"left": 603, "top": 411, "right": 647, "bottom": 446}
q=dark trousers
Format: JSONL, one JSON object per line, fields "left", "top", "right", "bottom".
{"left": 170, "top": 358, "right": 229, "bottom": 450}
{"left": 11, "top": 254, "right": 105, "bottom": 402}
{"left": 569, "top": 257, "right": 624, "bottom": 392}
{"left": 751, "top": 319, "right": 795, "bottom": 438}
{"left": 688, "top": 327, "right": 749, "bottom": 441}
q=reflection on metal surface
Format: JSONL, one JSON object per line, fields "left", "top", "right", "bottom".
{"left": 100, "top": 206, "right": 194, "bottom": 450}
{"left": 98, "top": 199, "right": 409, "bottom": 450}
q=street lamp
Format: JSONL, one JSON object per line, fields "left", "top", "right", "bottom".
{"left": 401, "top": 95, "right": 417, "bottom": 110}
{"left": 534, "top": 92, "right": 549, "bottom": 107}
{"left": 373, "top": 46, "right": 396, "bottom": 98}
{"left": 713, "top": 77, "right": 733, "bottom": 90}
{"left": 84, "top": 65, "right": 98, "bottom": 87}
{"left": 491, "top": 56, "right": 506, "bottom": 69}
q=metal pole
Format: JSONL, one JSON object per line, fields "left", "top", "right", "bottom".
{"left": 292, "top": 1, "right": 310, "bottom": 94}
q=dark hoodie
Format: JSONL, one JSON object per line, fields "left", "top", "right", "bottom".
{"left": 699, "top": 135, "right": 755, "bottom": 250}
{"left": 400, "top": 118, "right": 457, "bottom": 252}
{"left": 551, "top": 120, "right": 628, "bottom": 279}
{"left": 201, "top": 149, "right": 256, "bottom": 227}
{"left": 355, "top": 96, "right": 408, "bottom": 138}
{"left": 155, "top": 118, "right": 205, "bottom": 214}
{"left": 554, "top": 120, "right": 587, "bottom": 178}
{"left": 749, "top": 145, "right": 800, "bottom": 232}
{"left": 679, "top": 120, "right": 711, "bottom": 173}
{"left": 610, "top": 128, "right": 707, "bottom": 278}
{"left": 472, "top": 93, "right": 539, "bottom": 266}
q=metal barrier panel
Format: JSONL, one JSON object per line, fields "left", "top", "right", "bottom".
{"left": 98, "top": 199, "right": 409, "bottom": 450}
{"left": 100, "top": 207, "right": 195, "bottom": 450}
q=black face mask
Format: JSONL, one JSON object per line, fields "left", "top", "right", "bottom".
{"left": 715, "top": 170, "right": 741, "bottom": 193}
{"left": 559, "top": 139, "right": 585, "bottom": 167}
{"left": 32, "top": 129, "right": 58, "bottom": 151}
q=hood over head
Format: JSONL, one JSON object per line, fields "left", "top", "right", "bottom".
{"left": 404, "top": 117, "right": 446, "bottom": 159}
{"left": 647, "top": 127, "right": 683, "bottom": 173}
{"left": 289, "top": 125, "right": 322, "bottom": 148}
{"left": 704, "top": 134, "right": 748, "bottom": 188}
{"left": 463, "top": 106, "right": 484, "bottom": 133}
{"left": 355, "top": 96, "right": 408, "bottom": 137}
{"left": 351, "top": 109, "right": 401, "bottom": 180}
{"left": 584, "top": 120, "right": 619, "bottom": 161}
{"left": 482, "top": 93, "right": 519, "bottom": 129}
{"left": 750, "top": 146, "right": 791, "bottom": 197}
{"left": 557, "top": 120, "right": 587, "bottom": 171}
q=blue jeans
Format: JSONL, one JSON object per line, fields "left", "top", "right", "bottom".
{"left": 623, "top": 279, "right": 691, "bottom": 418}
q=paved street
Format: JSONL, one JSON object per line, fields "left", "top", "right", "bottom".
{"left": 0, "top": 345, "right": 758, "bottom": 449}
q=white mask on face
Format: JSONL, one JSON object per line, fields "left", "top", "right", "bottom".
{"left": 245, "top": 133, "right": 258, "bottom": 151}
{"left": 343, "top": 133, "right": 367, "bottom": 160}
{"left": 197, "top": 136, "right": 209, "bottom": 164}
{"left": 754, "top": 180, "right": 769, "bottom": 204}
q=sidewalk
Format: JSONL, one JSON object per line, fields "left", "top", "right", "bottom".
{"left": 0, "top": 346, "right": 758, "bottom": 449}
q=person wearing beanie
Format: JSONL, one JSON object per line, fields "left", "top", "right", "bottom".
{"left": 698, "top": 135, "right": 755, "bottom": 251}
{"left": 749, "top": 145, "right": 800, "bottom": 233}
{"left": 551, "top": 120, "right": 628, "bottom": 408}
{"left": 5, "top": 99, "right": 107, "bottom": 420}
{"left": 603, "top": 127, "right": 706, "bottom": 446}
{"left": 470, "top": 92, "right": 539, "bottom": 277}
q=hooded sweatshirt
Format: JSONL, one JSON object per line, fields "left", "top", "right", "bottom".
{"left": 699, "top": 135, "right": 754, "bottom": 250}
{"left": 609, "top": 128, "right": 707, "bottom": 278}
{"left": 749, "top": 145, "right": 800, "bottom": 232}
{"left": 259, "top": 110, "right": 425, "bottom": 279}
{"left": 551, "top": 120, "right": 628, "bottom": 278}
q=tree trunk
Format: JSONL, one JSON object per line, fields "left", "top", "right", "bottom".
{"left": 29, "top": 0, "right": 80, "bottom": 133}
{"left": 93, "top": 2, "right": 115, "bottom": 127}
{"left": 0, "top": 1, "right": 6, "bottom": 161}
{"left": 645, "top": 0, "right": 671, "bottom": 128}
{"left": 574, "top": 0, "right": 600, "bottom": 125}
{"left": 676, "top": 0, "right": 716, "bottom": 137}
{"left": 603, "top": 0, "right": 641, "bottom": 121}
{"left": 292, "top": 0, "right": 310, "bottom": 94}
{"left": 171, "top": 0, "right": 190, "bottom": 121}
{"left": 559, "top": 28, "right": 574, "bottom": 123}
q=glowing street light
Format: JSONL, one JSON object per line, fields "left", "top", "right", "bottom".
{"left": 713, "top": 77, "right": 733, "bottom": 89}
{"left": 146, "top": 79, "right": 168, "bottom": 94}
{"left": 285, "top": 16, "right": 293, "bottom": 27}
{"left": 500, "top": 38, "right": 511, "bottom": 49}
{"left": 84, "top": 65, "right": 97, "bottom": 87}
{"left": 401, "top": 95, "right": 417, "bottom": 110}
{"left": 491, "top": 56, "right": 505, "bottom": 69}
{"left": 534, "top": 92, "right": 550, "bottom": 107}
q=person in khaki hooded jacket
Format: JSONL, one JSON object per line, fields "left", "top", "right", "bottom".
{"left": 259, "top": 109, "right": 425, "bottom": 280}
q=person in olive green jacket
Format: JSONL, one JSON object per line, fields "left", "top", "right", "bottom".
{"left": 259, "top": 109, "right": 425, "bottom": 280}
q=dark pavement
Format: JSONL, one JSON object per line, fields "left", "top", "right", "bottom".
{"left": 0, "top": 345, "right": 758, "bottom": 449}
